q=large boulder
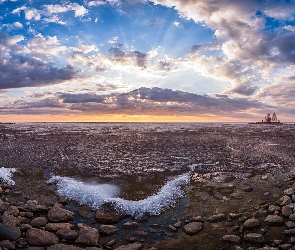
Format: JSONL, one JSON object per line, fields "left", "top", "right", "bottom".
{"left": 45, "top": 223, "right": 73, "bottom": 232}
{"left": 56, "top": 227, "right": 78, "bottom": 240}
{"left": 99, "top": 225, "right": 118, "bottom": 236}
{"left": 26, "top": 228, "right": 59, "bottom": 246}
{"left": 244, "top": 218, "right": 260, "bottom": 228}
{"left": 265, "top": 215, "right": 284, "bottom": 225}
{"left": 95, "top": 203, "right": 123, "bottom": 224}
{"left": 47, "top": 205, "right": 75, "bottom": 222}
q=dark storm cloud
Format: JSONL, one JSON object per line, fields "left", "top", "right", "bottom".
{"left": 108, "top": 44, "right": 147, "bottom": 68}
{"left": 0, "top": 32, "right": 78, "bottom": 90}
{"left": 0, "top": 87, "right": 266, "bottom": 115}
{"left": 227, "top": 83, "right": 258, "bottom": 96}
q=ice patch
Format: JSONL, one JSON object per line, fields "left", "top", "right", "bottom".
{"left": 49, "top": 174, "right": 190, "bottom": 218}
{"left": 0, "top": 167, "right": 16, "bottom": 185}
{"left": 49, "top": 176, "right": 120, "bottom": 208}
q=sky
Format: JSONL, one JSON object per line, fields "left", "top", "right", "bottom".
{"left": 1, "top": 0, "right": 295, "bottom": 122}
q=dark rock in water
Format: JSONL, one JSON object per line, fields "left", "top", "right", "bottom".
{"left": 56, "top": 227, "right": 78, "bottom": 240}
{"left": 0, "top": 223, "right": 21, "bottom": 241}
{"left": 30, "top": 217, "right": 48, "bottom": 227}
{"left": 26, "top": 228, "right": 59, "bottom": 246}
{"left": 183, "top": 222, "right": 203, "bottom": 236}
{"left": 47, "top": 204, "right": 75, "bottom": 222}
{"left": 265, "top": 215, "right": 284, "bottom": 225}
{"left": 99, "top": 225, "right": 118, "bottom": 236}
{"left": 77, "top": 205, "right": 93, "bottom": 218}
{"left": 47, "top": 244, "right": 83, "bottom": 250}
{"left": 220, "top": 234, "right": 240, "bottom": 243}
{"left": 75, "top": 225, "right": 99, "bottom": 246}
{"left": 207, "top": 213, "right": 226, "bottom": 222}
{"left": 122, "top": 221, "right": 139, "bottom": 229}
{"left": 244, "top": 233, "right": 265, "bottom": 244}
{"left": 45, "top": 223, "right": 73, "bottom": 232}
{"left": 114, "top": 243, "right": 143, "bottom": 250}
{"left": 243, "top": 218, "right": 260, "bottom": 228}
{"left": 95, "top": 203, "right": 124, "bottom": 224}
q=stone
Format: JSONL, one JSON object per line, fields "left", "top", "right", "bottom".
{"left": 282, "top": 206, "right": 293, "bottom": 217}
{"left": 75, "top": 225, "right": 99, "bottom": 246}
{"left": 19, "top": 212, "right": 34, "bottom": 218}
{"left": 1, "top": 214, "right": 20, "bottom": 227}
{"left": 283, "top": 229, "right": 295, "bottom": 236}
{"left": 20, "top": 200, "right": 47, "bottom": 213}
{"left": 122, "top": 222, "right": 139, "bottom": 229}
{"left": 279, "top": 244, "right": 292, "bottom": 250}
{"left": 168, "top": 225, "right": 177, "bottom": 232}
{"left": 276, "top": 196, "right": 291, "bottom": 206}
{"left": 47, "top": 205, "right": 75, "bottom": 222}
{"left": 45, "top": 223, "right": 73, "bottom": 232}
{"left": 0, "top": 240, "right": 15, "bottom": 250}
{"left": 244, "top": 233, "right": 265, "bottom": 244}
{"left": 0, "top": 199, "right": 9, "bottom": 213}
{"left": 26, "top": 228, "right": 59, "bottom": 246}
{"left": 20, "top": 224, "right": 33, "bottom": 232}
{"left": 265, "top": 215, "right": 284, "bottom": 225}
{"left": 173, "top": 221, "right": 182, "bottom": 228}
{"left": 26, "top": 247, "right": 46, "bottom": 250}
{"left": 99, "top": 225, "right": 118, "bottom": 236}
{"left": 3, "top": 206, "right": 19, "bottom": 217}
{"left": 290, "top": 213, "right": 295, "bottom": 221}
{"left": 243, "top": 186, "right": 253, "bottom": 192}
{"left": 268, "top": 205, "right": 281, "bottom": 213}
{"left": 30, "top": 217, "right": 48, "bottom": 227}
{"left": 284, "top": 188, "right": 294, "bottom": 196}
{"left": 207, "top": 213, "right": 226, "bottom": 222}
{"left": 183, "top": 222, "right": 203, "bottom": 236}
{"left": 56, "top": 227, "right": 77, "bottom": 240}
{"left": 228, "top": 213, "right": 242, "bottom": 220}
{"left": 286, "top": 221, "right": 295, "bottom": 229}
{"left": 220, "top": 235, "right": 240, "bottom": 243}
{"left": 114, "top": 243, "right": 143, "bottom": 250}
{"left": 191, "top": 216, "right": 204, "bottom": 222}
{"left": 0, "top": 223, "right": 21, "bottom": 241}
{"left": 244, "top": 218, "right": 260, "bottom": 228}
{"left": 95, "top": 203, "right": 123, "bottom": 224}
{"left": 47, "top": 244, "right": 83, "bottom": 250}
{"left": 77, "top": 205, "right": 93, "bottom": 218}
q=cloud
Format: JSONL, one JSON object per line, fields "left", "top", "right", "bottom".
{"left": 173, "top": 21, "right": 181, "bottom": 27}
{"left": 88, "top": 0, "right": 106, "bottom": 7}
{"left": 12, "top": 6, "right": 42, "bottom": 20}
{"left": 1, "top": 21, "right": 23, "bottom": 30}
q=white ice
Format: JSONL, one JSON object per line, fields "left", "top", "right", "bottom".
{"left": 0, "top": 167, "right": 16, "bottom": 185}
{"left": 49, "top": 173, "right": 190, "bottom": 218}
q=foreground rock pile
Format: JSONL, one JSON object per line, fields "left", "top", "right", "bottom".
{"left": 2, "top": 174, "right": 295, "bottom": 250}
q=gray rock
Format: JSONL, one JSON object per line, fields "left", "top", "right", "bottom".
{"left": 283, "top": 228, "right": 295, "bottom": 236}
{"left": 56, "top": 227, "right": 77, "bottom": 240}
{"left": 207, "top": 213, "right": 226, "bottom": 222}
{"left": 279, "top": 244, "right": 292, "bottom": 250}
{"left": 20, "top": 224, "right": 33, "bottom": 232}
{"left": 0, "top": 240, "right": 15, "bottom": 250}
{"left": 282, "top": 206, "right": 293, "bottom": 217}
{"left": 47, "top": 205, "right": 75, "bottom": 222}
{"left": 289, "top": 213, "right": 295, "bottom": 221}
{"left": 173, "top": 221, "right": 182, "bottom": 228}
{"left": 114, "top": 243, "right": 143, "bottom": 250}
{"left": 0, "top": 224, "right": 21, "bottom": 241}
{"left": 265, "top": 215, "right": 284, "bottom": 225}
{"left": 244, "top": 233, "right": 265, "bottom": 244}
{"left": 30, "top": 217, "right": 48, "bottom": 227}
{"left": 75, "top": 225, "right": 99, "bottom": 246}
{"left": 122, "top": 222, "right": 139, "bottom": 229}
{"left": 268, "top": 205, "right": 281, "bottom": 213}
{"left": 0, "top": 199, "right": 9, "bottom": 213}
{"left": 26, "top": 228, "right": 59, "bottom": 246}
{"left": 286, "top": 221, "right": 295, "bottom": 229}
{"left": 220, "top": 235, "right": 240, "bottom": 243}
{"left": 99, "top": 225, "right": 118, "bottom": 236}
{"left": 284, "top": 188, "right": 294, "bottom": 196}
{"left": 244, "top": 218, "right": 260, "bottom": 228}
{"left": 45, "top": 223, "right": 73, "bottom": 232}
{"left": 47, "top": 244, "right": 83, "bottom": 250}
{"left": 183, "top": 222, "right": 203, "bottom": 236}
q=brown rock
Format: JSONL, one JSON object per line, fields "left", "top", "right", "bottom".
{"left": 282, "top": 206, "right": 293, "bottom": 217}
{"left": 47, "top": 205, "right": 74, "bottom": 222}
{"left": 276, "top": 196, "right": 291, "bottom": 206}
{"left": 265, "top": 215, "right": 284, "bottom": 225}
{"left": 289, "top": 214, "right": 295, "bottom": 222}
{"left": 122, "top": 222, "right": 139, "bottom": 229}
{"left": 244, "top": 233, "right": 265, "bottom": 244}
{"left": 47, "top": 244, "right": 83, "bottom": 250}
{"left": 3, "top": 206, "right": 19, "bottom": 217}
{"left": 95, "top": 204, "right": 123, "bottom": 224}
{"left": 1, "top": 214, "right": 20, "bottom": 227}
{"left": 243, "top": 218, "right": 260, "bottom": 228}
{"left": 183, "top": 222, "right": 203, "bottom": 235}
{"left": 75, "top": 225, "right": 99, "bottom": 246}
{"left": 99, "top": 225, "right": 118, "bottom": 235}
{"left": 26, "top": 228, "right": 59, "bottom": 246}
{"left": 0, "top": 240, "right": 15, "bottom": 250}
{"left": 114, "top": 243, "right": 143, "bottom": 250}
{"left": 30, "top": 217, "right": 48, "bottom": 227}
{"left": 21, "top": 200, "right": 47, "bottom": 213}
{"left": 207, "top": 213, "right": 226, "bottom": 222}
{"left": 56, "top": 227, "right": 78, "bottom": 240}
{"left": 45, "top": 223, "right": 73, "bottom": 232}
{"left": 220, "top": 235, "right": 240, "bottom": 243}
{"left": 0, "top": 199, "right": 9, "bottom": 213}
{"left": 77, "top": 205, "right": 93, "bottom": 218}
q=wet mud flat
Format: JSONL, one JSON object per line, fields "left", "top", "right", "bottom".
{"left": 1, "top": 122, "right": 295, "bottom": 249}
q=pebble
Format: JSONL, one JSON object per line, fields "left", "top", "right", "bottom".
{"left": 183, "top": 222, "right": 203, "bottom": 236}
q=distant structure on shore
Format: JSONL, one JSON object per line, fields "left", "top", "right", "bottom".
{"left": 250, "top": 112, "right": 283, "bottom": 125}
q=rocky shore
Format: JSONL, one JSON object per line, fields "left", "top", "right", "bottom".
{"left": 1, "top": 173, "right": 295, "bottom": 250}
